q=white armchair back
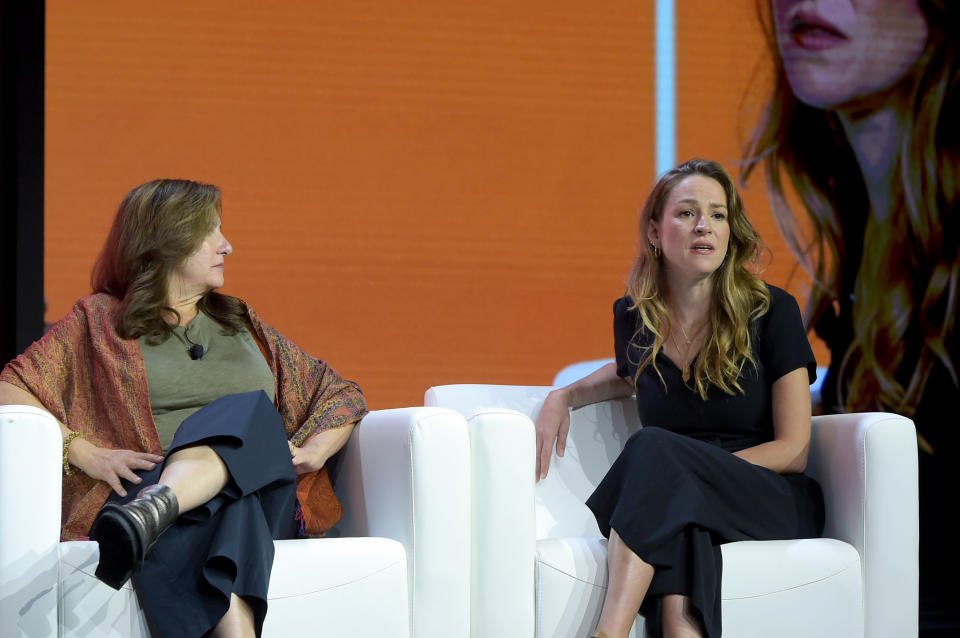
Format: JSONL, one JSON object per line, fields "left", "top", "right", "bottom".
{"left": 426, "top": 383, "right": 640, "bottom": 539}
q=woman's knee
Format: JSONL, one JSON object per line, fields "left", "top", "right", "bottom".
{"left": 166, "top": 443, "right": 217, "bottom": 463}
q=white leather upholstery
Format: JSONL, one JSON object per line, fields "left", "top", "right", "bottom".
{"left": 534, "top": 537, "right": 645, "bottom": 638}
{"left": 425, "top": 384, "right": 919, "bottom": 638}
{"left": 0, "top": 404, "right": 472, "bottom": 638}
{"left": 333, "top": 407, "right": 472, "bottom": 638}
{"left": 551, "top": 359, "right": 614, "bottom": 387}
{"left": 55, "top": 537, "right": 409, "bottom": 637}
{"left": 0, "top": 405, "right": 62, "bottom": 637}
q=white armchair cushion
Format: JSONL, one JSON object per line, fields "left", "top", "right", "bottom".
{"left": 534, "top": 537, "right": 641, "bottom": 638}
{"left": 264, "top": 538, "right": 410, "bottom": 636}
{"left": 720, "top": 539, "right": 862, "bottom": 637}
{"left": 58, "top": 541, "right": 148, "bottom": 637}
{"left": 57, "top": 537, "right": 409, "bottom": 637}
{"left": 531, "top": 537, "right": 861, "bottom": 638}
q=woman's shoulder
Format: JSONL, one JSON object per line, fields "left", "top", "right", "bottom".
{"left": 75, "top": 292, "right": 120, "bottom": 311}
{"left": 233, "top": 299, "right": 285, "bottom": 347}
{"left": 211, "top": 293, "right": 251, "bottom": 315}
{"left": 232, "top": 297, "right": 261, "bottom": 328}
{"left": 759, "top": 283, "right": 803, "bottom": 317}
{"left": 612, "top": 294, "right": 641, "bottom": 331}
{"left": 753, "top": 282, "right": 806, "bottom": 338}
{"left": 613, "top": 294, "right": 651, "bottom": 345}
{"left": 613, "top": 295, "right": 636, "bottom": 316}
{"left": 201, "top": 293, "right": 254, "bottom": 332}
{"left": 56, "top": 293, "right": 121, "bottom": 328}
{"left": 218, "top": 293, "right": 249, "bottom": 308}
{"left": 762, "top": 283, "right": 797, "bottom": 305}
{"left": 26, "top": 294, "right": 125, "bottom": 354}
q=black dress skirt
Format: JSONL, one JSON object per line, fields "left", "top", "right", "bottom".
{"left": 585, "top": 426, "right": 824, "bottom": 638}
{"left": 601, "top": 286, "right": 826, "bottom": 637}
{"left": 105, "top": 390, "right": 299, "bottom": 638}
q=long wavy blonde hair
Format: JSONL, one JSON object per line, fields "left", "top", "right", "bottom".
{"left": 741, "top": 0, "right": 959, "bottom": 417}
{"left": 627, "top": 158, "right": 770, "bottom": 400}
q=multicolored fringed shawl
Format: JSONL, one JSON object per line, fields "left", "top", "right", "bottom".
{"left": 0, "top": 293, "right": 367, "bottom": 540}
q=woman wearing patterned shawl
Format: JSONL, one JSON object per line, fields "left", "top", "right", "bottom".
{"left": 0, "top": 179, "right": 367, "bottom": 638}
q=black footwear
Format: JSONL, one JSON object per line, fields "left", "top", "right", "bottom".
{"left": 89, "top": 484, "right": 179, "bottom": 589}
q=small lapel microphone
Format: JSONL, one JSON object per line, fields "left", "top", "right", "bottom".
{"left": 189, "top": 343, "right": 206, "bottom": 360}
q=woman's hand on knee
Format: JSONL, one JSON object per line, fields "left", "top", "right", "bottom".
{"left": 535, "top": 389, "right": 571, "bottom": 481}
{"left": 71, "top": 439, "right": 164, "bottom": 497}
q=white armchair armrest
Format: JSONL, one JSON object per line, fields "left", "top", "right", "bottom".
{"left": 0, "top": 404, "right": 62, "bottom": 637}
{"left": 807, "top": 412, "right": 919, "bottom": 638}
{"left": 334, "top": 407, "right": 472, "bottom": 638}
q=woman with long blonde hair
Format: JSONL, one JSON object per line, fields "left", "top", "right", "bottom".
{"left": 536, "top": 159, "right": 824, "bottom": 638}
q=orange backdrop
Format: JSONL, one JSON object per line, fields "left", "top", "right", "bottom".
{"left": 45, "top": 1, "right": 824, "bottom": 410}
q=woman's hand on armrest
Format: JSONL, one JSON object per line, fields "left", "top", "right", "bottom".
{"left": 536, "top": 389, "right": 572, "bottom": 481}
{"left": 535, "top": 362, "right": 634, "bottom": 481}
{"left": 1, "top": 380, "right": 163, "bottom": 497}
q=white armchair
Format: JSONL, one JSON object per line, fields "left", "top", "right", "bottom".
{"left": 425, "top": 384, "right": 919, "bottom": 638}
{"left": 0, "top": 404, "right": 472, "bottom": 638}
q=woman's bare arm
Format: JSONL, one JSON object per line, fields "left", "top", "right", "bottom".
{"left": 733, "top": 367, "right": 812, "bottom": 473}
{"left": 0, "top": 380, "right": 164, "bottom": 496}
{"left": 535, "top": 362, "right": 634, "bottom": 480}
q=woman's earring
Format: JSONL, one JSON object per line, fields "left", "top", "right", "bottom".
{"left": 651, "top": 243, "right": 661, "bottom": 258}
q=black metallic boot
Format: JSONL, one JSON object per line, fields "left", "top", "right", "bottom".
{"left": 90, "top": 483, "right": 179, "bottom": 590}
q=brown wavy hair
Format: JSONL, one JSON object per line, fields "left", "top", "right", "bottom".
{"left": 741, "top": 0, "right": 959, "bottom": 416}
{"left": 91, "top": 179, "right": 248, "bottom": 342}
{"left": 627, "top": 158, "right": 771, "bottom": 399}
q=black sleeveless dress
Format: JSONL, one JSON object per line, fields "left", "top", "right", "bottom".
{"left": 585, "top": 285, "right": 825, "bottom": 638}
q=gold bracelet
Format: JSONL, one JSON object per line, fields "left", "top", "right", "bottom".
{"left": 62, "top": 430, "right": 85, "bottom": 477}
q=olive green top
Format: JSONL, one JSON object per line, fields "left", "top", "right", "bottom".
{"left": 139, "top": 311, "right": 276, "bottom": 451}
